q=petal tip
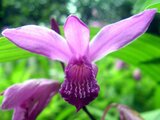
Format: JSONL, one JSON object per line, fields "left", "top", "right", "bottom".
{"left": 64, "top": 15, "right": 88, "bottom": 30}
{"left": 135, "top": 8, "right": 157, "bottom": 19}
{"left": 1, "top": 29, "right": 9, "bottom": 36}
{"left": 1, "top": 28, "right": 17, "bottom": 38}
{"left": 144, "top": 8, "right": 157, "bottom": 15}
{"left": 145, "top": 8, "right": 157, "bottom": 13}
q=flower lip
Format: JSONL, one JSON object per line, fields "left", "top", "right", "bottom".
{"left": 60, "top": 57, "right": 100, "bottom": 111}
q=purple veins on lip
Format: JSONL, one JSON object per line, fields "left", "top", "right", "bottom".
{"left": 59, "top": 57, "right": 100, "bottom": 111}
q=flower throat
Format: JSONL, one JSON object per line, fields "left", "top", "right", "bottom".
{"left": 59, "top": 57, "right": 100, "bottom": 111}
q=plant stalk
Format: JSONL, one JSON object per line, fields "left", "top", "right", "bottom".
{"left": 82, "top": 106, "right": 96, "bottom": 120}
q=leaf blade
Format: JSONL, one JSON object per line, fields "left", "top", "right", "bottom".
{"left": 0, "top": 37, "right": 34, "bottom": 62}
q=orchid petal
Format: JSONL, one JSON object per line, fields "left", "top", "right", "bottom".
{"left": 64, "top": 15, "right": 90, "bottom": 57}
{"left": 1, "top": 80, "right": 40, "bottom": 109}
{"left": 2, "top": 25, "right": 71, "bottom": 63}
{"left": 89, "top": 9, "right": 156, "bottom": 62}
{"left": 1, "top": 79, "right": 60, "bottom": 110}
{"left": 12, "top": 107, "right": 25, "bottom": 120}
{"left": 28, "top": 80, "right": 59, "bottom": 119}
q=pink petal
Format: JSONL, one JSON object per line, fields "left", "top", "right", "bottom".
{"left": 12, "top": 107, "right": 26, "bottom": 120}
{"left": 11, "top": 79, "right": 60, "bottom": 120}
{"left": 1, "top": 80, "right": 40, "bottom": 109}
{"left": 28, "top": 80, "right": 60, "bottom": 119}
{"left": 64, "top": 15, "right": 90, "bottom": 57}
{"left": 89, "top": 9, "right": 156, "bottom": 62}
{"left": 1, "top": 79, "right": 60, "bottom": 110}
{"left": 2, "top": 25, "right": 71, "bottom": 63}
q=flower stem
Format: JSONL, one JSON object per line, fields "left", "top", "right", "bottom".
{"left": 101, "top": 103, "right": 118, "bottom": 120}
{"left": 82, "top": 106, "right": 96, "bottom": 120}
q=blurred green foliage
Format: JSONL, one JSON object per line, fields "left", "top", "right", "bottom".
{"left": 0, "top": 0, "right": 69, "bottom": 28}
{"left": 133, "top": 0, "right": 160, "bottom": 13}
{"left": 0, "top": 0, "right": 160, "bottom": 120}
{"left": 0, "top": 0, "right": 135, "bottom": 30}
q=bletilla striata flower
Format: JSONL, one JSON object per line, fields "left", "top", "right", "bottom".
{"left": 1, "top": 9, "right": 156, "bottom": 111}
{"left": 0, "top": 79, "right": 60, "bottom": 120}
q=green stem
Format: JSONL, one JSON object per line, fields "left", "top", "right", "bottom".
{"left": 83, "top": 106, "right": 96, "bottom": 120}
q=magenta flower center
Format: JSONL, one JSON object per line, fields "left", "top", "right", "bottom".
{"left": 59, "top": 57, "right": 100, "bottom": 111}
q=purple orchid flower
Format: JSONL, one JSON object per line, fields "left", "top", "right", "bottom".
{"left": 1, "top": 9, "right": 156, "bottom": 111}
{"left": 0, "top": 79, "right": 60, "bottom": 120}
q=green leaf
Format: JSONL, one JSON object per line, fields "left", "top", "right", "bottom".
{"left": 145, "top": 3, "right": 160, "bottom": 13}
{"left": 109, "top": 34, "right": 160, "bottom": 81}
{"left": 0, "top": 37, "right": 34, "bottom": 62}
{"left": 133, "top": 0, "right": 160, "bottom": 13}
